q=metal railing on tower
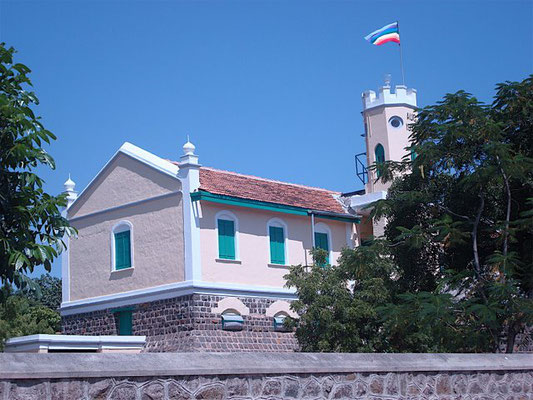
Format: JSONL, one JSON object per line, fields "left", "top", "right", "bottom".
{"left": 354, "top": 153, "right": 368, "bottom": 185}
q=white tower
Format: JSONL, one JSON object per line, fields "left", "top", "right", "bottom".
{"left": 362, "top": 75, "right": 417, "bottom": 193}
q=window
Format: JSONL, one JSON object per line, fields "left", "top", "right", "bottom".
{"left": 218, "top": 219, "right": 236, "bottom": 260}
{"left": 221, "top": 310, "right": 244, "bottom": 331}
{"left": 273, "top": 312, "right": 291, "bottom": 332}
{"left": 111, "top": 221, "right": 133, "bottom": 271}
{"left": 314, "top": 222, "right": 332, "bottom": 266}
{"left": 268, "top": 218, "right": 287, "bottom": 265}
{"left": 269, "top": 226, "right": 285, "bottom": 264}
{"left": 116, "top": 310, "right": 132, "bottom": 335}
{"left": 314, "top": 232, "right": 330, "bottom": 265}
{"left": 389, "top": 115, "right": 403, "bottom": 128}
{"left": 375, "top": 144, "right": 385, "bottom": 178}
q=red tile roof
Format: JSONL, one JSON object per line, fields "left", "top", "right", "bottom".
{"left": 197, "top": 167, "right": 347, "bottom": 214}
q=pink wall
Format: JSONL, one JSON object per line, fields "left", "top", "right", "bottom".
{"left": 199, "top": 203, "right": 353, "bottom": 288}
{"left": 364, "top": 105, "right": 413, "bottom": 193}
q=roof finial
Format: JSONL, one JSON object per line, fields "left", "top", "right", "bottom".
{"left": 183, "top": 136, "right": 196, "bottom": 156}
{"left": 64, "top": 174, "right": 77, "bottom": 207}
{"left": 64, "top": 174, "right": 75, "bottom": 192}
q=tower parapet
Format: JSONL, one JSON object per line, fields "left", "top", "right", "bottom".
{"left": 362, "top": 79, "right": 417, "bottom": 111}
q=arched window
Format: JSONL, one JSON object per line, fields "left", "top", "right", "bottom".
{"left": 111, "top": 221, "right": 133, "bottom": 271}
{"left": 221, "top": 309, "right": 244, "bottom": 331}
{"left": 273, "top": 311, "right": 291, "bottom": 332}
{"left": 267, "top": 218, "right": 288, "bottom": 265}
{"left": 215, "top": 211, "right": 239, "bottom": 261}
{"left": 375, "top": 144, "right": 385, "bottom": 178}
{"left": 314, "top": 222, "right": 332, "bottom": 266}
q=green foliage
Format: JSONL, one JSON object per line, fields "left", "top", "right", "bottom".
{"left": 23, "top": 273, "right": 62, "bottom": 310}
{"left": 376, "top": 76, "right": 533, "bottom": 353}
{"left": 0, "top": 276, "right": 61, "bottom": 351}
{"left": 285, "top": 243, "right": 396, "bottom": 352}
{"left": 0, "top": 43, "right": 75, "bottom": 287}
{"left": 286, "top": 76, "right": 533, "bottom": 353}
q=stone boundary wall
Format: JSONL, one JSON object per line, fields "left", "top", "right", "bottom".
{"left": 0, "top": 352, "right": 532, "bottom": 399}
{"left": 62, "top": 294, "right": 298, "bottom": 352}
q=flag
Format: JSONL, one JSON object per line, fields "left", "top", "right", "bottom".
{"left": 364, "top": 22, "right": 400, "bottom": 46}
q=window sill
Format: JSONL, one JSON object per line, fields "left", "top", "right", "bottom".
{"left": 111, "top": 266, "right": 134, "bottom": 273}
{"left": 268, "top": 263, "right": 291, "bottom": 269}
{"left": 215, "top": 258, "right": 242, "bottom": 265}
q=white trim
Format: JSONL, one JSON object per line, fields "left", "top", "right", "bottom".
{"left": 215, "top": 210, "right": 240, "bottom": 261}
{"left": 60, "top": 280, "right": 297, "bottom": 316}
{"left": 346, "top": 223, "right": 354, "bottom": 249}
{"left": 314, "top": 222, "right": 333, "bottom": 264}
{"left": 215, "top": 258, "right": 242, "bottom": 265}
{"left": 212, "top": 297, "right": 250, "bottom": 316}
{"left": 311, "top": 214, "right": 315, "bottom": 247}
{"left": 4, "top": 334, "right": 146, "bottom": 353}
{"left": 60, "top": 208, "right": 71, "bottom": 303}
{"left": 265, "top": 300, "right": 297, "bottom": 318}
{"left": 67, "top": 142, "right": 179, "bottom": 212}
{"left": 69, "top": 191, "right": 180, "bottom": 222}
{"left": 266, "top": 217, "right": 289, "bottom": 265}
{"left": 111, "top": 220, "right": 134, "bottom": 272}
{"left": 388, "top": 115, "right": 404, "bottom": 129}
{"left": 347, "top": 190, "right": 387, "bottom": 210}
{"left": 179, "top": 164, "right": 202, "bottom": 282}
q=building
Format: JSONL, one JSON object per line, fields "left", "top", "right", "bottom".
{"left": 60, "top": 78, "right": 416, "bottom": 352}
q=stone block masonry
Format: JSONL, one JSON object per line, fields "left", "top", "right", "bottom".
{"left": 0, "top": 353, "right": 531, "bottom": 399}
{"left": 62, "top": 294, "right": 299, "bottom": 352}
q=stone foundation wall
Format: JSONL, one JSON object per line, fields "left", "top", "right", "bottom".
{"left": 0, "top": 353, "right": 531, "bottom": 400}
{"left": 62, "top": 294, "right": 298, "bottom": 352}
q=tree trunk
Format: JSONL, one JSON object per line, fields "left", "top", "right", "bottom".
{"left": 472, "top": 194, "right": 485, "bottom": 278}
{"left": 498, "top": 157, "right": 512, "bottom": 261}
{"left": 506, "top": 321, "right": 517, "bottom": 353}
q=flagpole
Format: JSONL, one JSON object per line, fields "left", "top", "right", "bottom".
{"left": 397, "top": 21, "right": 406, "bottom": 85}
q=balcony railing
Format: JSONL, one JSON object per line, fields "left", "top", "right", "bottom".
{"left": 354, "top": 153, "right": 368, "bottom": 185}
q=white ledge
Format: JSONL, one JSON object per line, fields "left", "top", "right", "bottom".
{"left": 4, "top": 334, "right": 146, "bottom": 354}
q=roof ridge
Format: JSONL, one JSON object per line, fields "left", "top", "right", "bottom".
{"left": 201, "top": 166, "right": 341, "bottom": 195}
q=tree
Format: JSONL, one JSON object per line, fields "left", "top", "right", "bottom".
{"left": 0, "top": 281, "right": 61, "bottom": 351}
{"left": 376, "top": 76, "right": 533, "bottom": 353}
{"left": 24, "top": 273, "right": 62, "bottom": 310}
{"left": 286, "top": 76, "right": 533, "bottom": 353}
{"left": 0, "top": 44, "right": 75, "bottom": 288}
{"left": 285, "top": 246, "right": 396, "bottom": 352}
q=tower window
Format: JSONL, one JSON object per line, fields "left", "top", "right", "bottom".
{"left": 375, "top": 144, "right": 385, "bottom": 178}
{"left": 389, "top": 116, "right": 403, "bottom": 129}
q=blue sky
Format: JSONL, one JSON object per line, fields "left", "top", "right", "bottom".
{"left": 1, "top": 1, "right": 532, "bottom": 277}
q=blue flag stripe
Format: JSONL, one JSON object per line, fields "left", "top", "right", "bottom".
{"left": 364, "top": 22, "right": 399, "bottom": 42}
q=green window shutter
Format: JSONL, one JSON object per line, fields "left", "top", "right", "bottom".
{"left": 314, "top": 232, "right": 330, "bottom": 265}
{"left": 269, "top": 226, "right": 285, "bottom": 265}
{"left": 114, "top": 230, "right": 131, "bottom": 270}
{"left": 218, "top": 219, "right": 235, "bottom": 260}
{"left": 117, "top": 311, "right": 133, "bottom": 335}
{"left": 375, "top": 144, "right": 385, "bottom": 178}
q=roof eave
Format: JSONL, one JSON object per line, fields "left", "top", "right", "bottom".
{"left": 191, "top": 190, "right": 360, "bottom": 223}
